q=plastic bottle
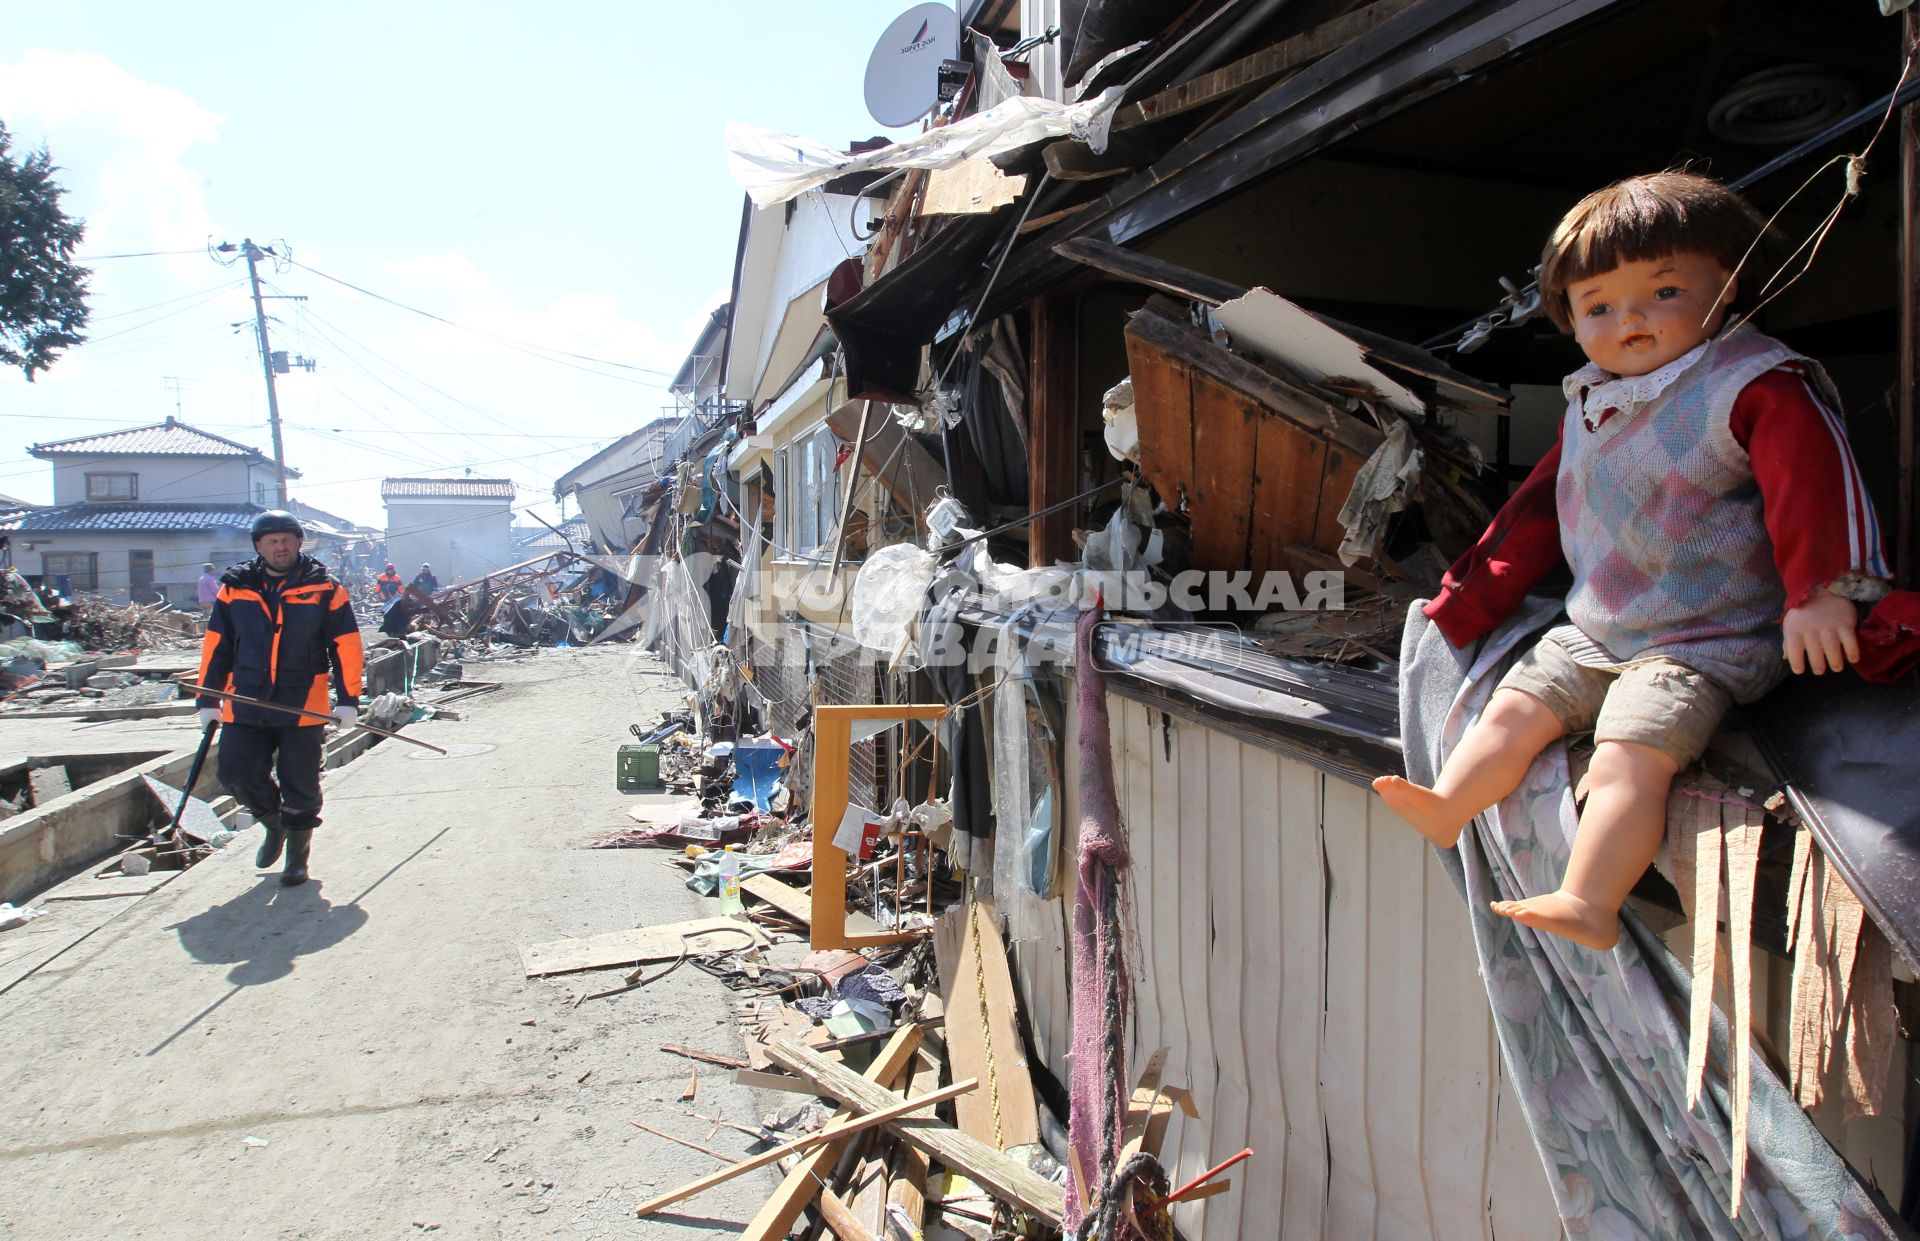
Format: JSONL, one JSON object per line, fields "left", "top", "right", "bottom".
{"left": 716, "top": 846, "right": 744, "bottom": 917}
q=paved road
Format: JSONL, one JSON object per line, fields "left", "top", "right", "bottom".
{"left": 0, "top": 645, "right": 782, "bottom": 1238}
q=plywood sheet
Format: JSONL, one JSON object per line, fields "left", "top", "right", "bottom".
{"left": 936, "top": 894, "right": 1041, "bottom": 1150}
{"left": 519, "top": 918, "right": 767, "bottom": 977}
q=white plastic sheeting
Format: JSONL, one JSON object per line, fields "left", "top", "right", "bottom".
{"left": 640, "top": 557, "right": 715, "bottom": 693}
{"left": 850, "top": 543, "right": 938, "bottom": 656}
{"left": 724, "top": 87, "right": 1124, "bottom": 207}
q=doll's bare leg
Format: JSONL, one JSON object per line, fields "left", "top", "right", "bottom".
{"left": 1373, "top": 689, "right": 1565, "bottom": 848}
{"left": 1491, "top": 739, "right": 1678, "bottom": 950}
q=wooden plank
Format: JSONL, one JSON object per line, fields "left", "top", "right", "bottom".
{"left": 767, "top": 1038, "right": 1066, "bottom": 1228}
{"left": 1350, "top": 781, "right": 1431, "bottom": 1239}
{"left": 1118, "top": 700, "right": 1161, "bottom": 1061}
{"left": 1145, "top": 703, "right": 1192, "bottom": 1175}
{"left": 1185, "top": 371, "right": 1261, "bottom": 572}
{"left": 938, "top": 893, "right": 1041, "bottom": 1150}
{"left": 1236, "top": 747, "right": 1288, "bottom": 1234}
{"left": 634, "top": 1075, "right": 976, "bottom": 1216}
{"left": 819, "top": 1186, "right": 878, "bottom": 1241}
{"left": 1320, "top": 776, "right": 1377, "bottom": 1240}
{"left": 1312, "top": 441, "right": 1368, "bottom": 555}
{"left": 1247, "top": 383, "right": 1329, "bottom": 574}
{"left": 886, "top": 1051, "right": 941, "bottom": 1234}
{"left": 1276, "top": 758, "right": 1328, "bottom": 1239}
{"left": 1203, "top": 731, "right": 1250, "bottom": 1240}
{"left": 1168, "top": 714, "right": 1214, "bottom": 1239}
{"left": 741, "top": 874, "right": 812, "bottom": 927}
{"left": 1029, "top": 291, "right": 1078, "bottom": 567}
{"left": 1125, "top": 313, "right": 1197, "bottom": 517}
{"left": 739, "top": 1025, "right": 925, "bottom": 1241}
{"left": 919, "top": 159, "right": 1027, "bottom": 215}
{"left": 519, "top": 918, "right": 766, "bottom": 977}
{"left": 1413, "top": 798, "right": 1497, "bottom": 1240}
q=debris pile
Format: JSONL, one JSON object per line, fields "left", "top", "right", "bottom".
{"left": 61, "top": 597, "right": 201, "bottom": 652}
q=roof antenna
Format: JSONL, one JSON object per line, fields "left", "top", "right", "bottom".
{"left": 162, "top": 376, "right": 190, "bottom": 424}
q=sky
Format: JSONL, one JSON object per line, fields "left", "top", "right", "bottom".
{"left": 0, "top": 1, "right": 930, "bottom": 530}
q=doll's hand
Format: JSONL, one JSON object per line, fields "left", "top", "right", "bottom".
{"left": 1783, "top": 592, "right": 1860, "bottom": 675}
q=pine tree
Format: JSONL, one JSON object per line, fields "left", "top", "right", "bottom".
{"left": 0, "top": 120, "right": 90, "bottom": 380}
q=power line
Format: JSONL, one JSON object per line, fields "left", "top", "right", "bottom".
{"left": 283, "top": 257, "right": 678, "bottom": 385}
{"left": 75, "top": 248, "right": 208, "bottom": 261}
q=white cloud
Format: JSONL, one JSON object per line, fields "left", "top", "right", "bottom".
{"left": 0, "top": 50, "right": 223, "bottom": 264}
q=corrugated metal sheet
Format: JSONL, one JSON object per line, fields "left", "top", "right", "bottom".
{"left": 30, "top": 419, "right": 270, "bottom": 460}
{"left": 1001, "top": 692, "right": 1565, "bottom": 1239}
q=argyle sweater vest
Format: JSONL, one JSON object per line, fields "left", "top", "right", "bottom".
{"left": 1556, "top": 327, "right": 1834, "bottom": 702}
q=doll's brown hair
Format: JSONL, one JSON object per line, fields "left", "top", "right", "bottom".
{"left": 1539, "top": 171, "right": 1770, "bottom": 332}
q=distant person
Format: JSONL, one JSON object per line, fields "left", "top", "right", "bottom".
{"left": 197, "top": 510, "right": 364, "bottom": 887}
{"left": 412, "top": 563, "right": 439, "bottom": 595}
{"left": 376, "top": 562, "right": 403, "bottom": 602}
{"left": 196, "top": 563, "right": 220, "bottom": 619}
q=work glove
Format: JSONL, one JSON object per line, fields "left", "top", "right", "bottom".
{"left": 197, "top": 707, "right": 222, "bottom": 728}
{"left": 331, "top": 704, "right": 359, "bottom": 727}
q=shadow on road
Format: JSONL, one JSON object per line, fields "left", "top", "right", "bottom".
{"left": 165, "top": 877, "right": 369, "bottom": 986}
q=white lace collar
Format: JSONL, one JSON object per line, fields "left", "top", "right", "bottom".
{"left": 1563, "top": 338, "right": 1712, "bottom": 430}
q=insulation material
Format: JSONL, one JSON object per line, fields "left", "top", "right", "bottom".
{"left": 1211, "top": 288, "right": 1424, "bottom": 418}
{"left": 724, "top": 88, "right": 1124, "bottom": 206}
{"left": 1786, "top": 837, "right": 1899, "bottom": 1120}
{"left": 1660, "top": 775, "right": 1766, "bottom": 1213}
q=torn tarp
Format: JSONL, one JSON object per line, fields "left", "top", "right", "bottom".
{"left": 724, "top": 89, "right": 1123, "bottom": 206}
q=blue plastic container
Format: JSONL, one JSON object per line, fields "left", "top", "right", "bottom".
{"left": 732, "top": 738, "right": 785, "bottom": 810}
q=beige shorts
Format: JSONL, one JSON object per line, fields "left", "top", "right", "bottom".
{"left": 1497, "top": 635, "right": 1734, "bottom": 769}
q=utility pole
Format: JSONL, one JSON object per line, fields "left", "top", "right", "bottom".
{"left": 239, "top": 239, "right": 291, "bottom": 506}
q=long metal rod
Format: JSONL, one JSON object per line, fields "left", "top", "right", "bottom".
{"left": 186, "top": 684, "right": 448, "bottom": 754}
{"left": 167, "top": 719, "right": 220, "bottom": 850}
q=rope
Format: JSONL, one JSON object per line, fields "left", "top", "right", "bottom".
{"left": 1086, "top": 1150, "right": 1174, "bottom": 1241}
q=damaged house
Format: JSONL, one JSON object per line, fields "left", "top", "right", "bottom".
{"left": 631, "top": 1, "right": 1920, "bottom": 1236}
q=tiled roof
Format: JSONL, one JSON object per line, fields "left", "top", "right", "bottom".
{"left": 512, "top": 517, "right": 590, "bottom": 553}
{"left": 29, "top": 419, "right": 292, "bottom": 472}
{"left": 0, "top": 503, "right": 264, "bottom": 533}
{"left": 381, "top": 477, "right": 516, "bottom": 501}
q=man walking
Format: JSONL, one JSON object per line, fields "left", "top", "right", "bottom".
{"left": 412, "top": 563, "right": 439, "bottom": 596}
{"left": 197, "top": 511, "right": 364, "bottom": 886}
{"left": 376, "top": 562, "right": 402, "bottom": 602}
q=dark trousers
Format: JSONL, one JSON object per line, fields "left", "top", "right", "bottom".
{"left": 217, "top": 723, "right": 327, "bottom": 829}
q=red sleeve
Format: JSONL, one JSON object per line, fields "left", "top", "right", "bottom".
{"left": 1422, "top": 422, "right": 1567, "bottom": 647}
{"left": 1732, "top": 368, "right": 1892, "bottom": 613}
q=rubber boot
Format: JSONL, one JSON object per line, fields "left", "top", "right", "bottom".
{"left": 280, "top": 829, "right": 312, "bottom": 886}
{"left": 254, "top": 811, "right": 286, "bottom": 869}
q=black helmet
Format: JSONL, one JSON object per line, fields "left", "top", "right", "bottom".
{"left": 250, "top": 510, "right": 304, "bottom": 543}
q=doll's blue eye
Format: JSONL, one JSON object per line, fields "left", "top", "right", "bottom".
{"left": 1585, "top": 303, "right": 1610, "bottom": 317}
{"left": 1656, "top": 286, "right": 1682, "bottom": 299}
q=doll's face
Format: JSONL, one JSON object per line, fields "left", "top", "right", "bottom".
{"left": 1568, "top": 251, "right": 1736, "bottom": 377}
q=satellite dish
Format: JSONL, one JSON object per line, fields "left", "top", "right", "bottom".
{"left": 863, "top": 3, "right": 960, "bottom": 128}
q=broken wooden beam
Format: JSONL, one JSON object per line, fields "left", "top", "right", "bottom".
{"left": 768, "top": 1038, "right": 1066, "bottom": 1228}
{"left": 634, "top": 1075, "right": 976, "bottom": 1216}
{"left": 740, "top": 1025, "right": 926, "bottom": 1240}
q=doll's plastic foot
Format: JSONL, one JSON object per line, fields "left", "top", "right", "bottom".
{"left": 1489, "top": 891, "right": 1620, "bottom": 950}
{"left": 1371, "top": 776, "right": 1467, "bottom": 849}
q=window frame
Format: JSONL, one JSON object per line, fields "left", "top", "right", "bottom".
{"left": 85, "top": 472, "right": 138, "bottom": 502}
{"left": 43, "top": 551, "right": 98, "bottom": 591}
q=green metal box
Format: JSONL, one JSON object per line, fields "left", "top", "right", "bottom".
{"left": 616, "top": 743, "right": 660, "bottom": 791}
